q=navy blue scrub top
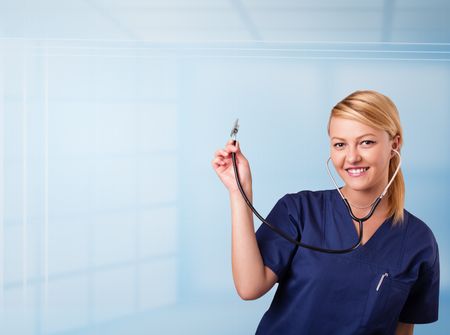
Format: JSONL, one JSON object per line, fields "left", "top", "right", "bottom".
{"left": 255, "top": 189, "right": 439, "bottom": 335}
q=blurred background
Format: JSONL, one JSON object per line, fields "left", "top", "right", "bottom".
{"left": 0, "top": 0, "right": 449, "bottom": 334}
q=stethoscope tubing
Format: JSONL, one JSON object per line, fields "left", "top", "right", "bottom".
{"left": 231, "top": 139, "right": 401, "bottom": 254}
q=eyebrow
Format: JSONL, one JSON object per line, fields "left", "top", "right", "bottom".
{"left": 331, "top": 133, "right": 377, "bottom": 141}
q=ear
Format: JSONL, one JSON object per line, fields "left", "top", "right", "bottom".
{"left": 391, "top": 135, "right": 401, "bottom": 157}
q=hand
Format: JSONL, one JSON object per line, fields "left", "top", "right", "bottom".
{"left": 211, "top": 139, "right": 252, "bottom": 193}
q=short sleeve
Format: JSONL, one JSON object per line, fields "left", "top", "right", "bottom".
{"left": 255, "top": 194, "right": 301, "bottom": 281}
{"left": 398, "top": 246, "right": 440, "bottom": 324}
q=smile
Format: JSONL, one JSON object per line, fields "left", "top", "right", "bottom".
{"left": 346, "top": 167, "right": 369, "bottom": 176}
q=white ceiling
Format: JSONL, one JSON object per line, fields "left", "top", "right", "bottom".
{"left": 0, "top": 0, "right": 449, "bottom": 43}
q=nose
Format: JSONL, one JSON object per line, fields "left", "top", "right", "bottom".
{"left": 346, "top": 146, "right": 362, "bottom": 164}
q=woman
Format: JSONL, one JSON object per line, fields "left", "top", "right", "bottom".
{"left": 211, "top": 90, "right": 439, "bottom": 335}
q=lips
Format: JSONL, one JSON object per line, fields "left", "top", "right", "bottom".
{"left": 346, "top": 167, "right": 369, "bottom": 177}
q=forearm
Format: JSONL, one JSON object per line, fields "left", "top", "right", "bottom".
{"left": 395, "top": 322, "right": 414, "bottom": 335}
{"left": 230, "top": 189, "right": 270, "bottom": 300}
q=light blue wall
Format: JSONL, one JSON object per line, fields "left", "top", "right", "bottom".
{"left": 1, "top": 1, "right": 449, "bottom": 334}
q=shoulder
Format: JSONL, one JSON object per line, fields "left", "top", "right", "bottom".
{"left": 272, "top": 190, "right": 335, "bottom": 232}
{"left": 402, "top": 210, "right": 437, "bottom": 247}
{"left": 284, "top": 189, "right": 335, "bottom": 202}
{"left": 400, "top": 209, "right": 439, "bottom": 270}
{"left": 276, "top": 189, "right": 336, "bottom": 216}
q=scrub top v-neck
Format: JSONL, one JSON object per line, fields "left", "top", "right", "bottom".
{"left": 255, "top": 189, "right": 439, "bottom": 335}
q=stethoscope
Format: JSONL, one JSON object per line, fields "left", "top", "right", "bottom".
{"left": 229, "top": 119, "right": 402, "bottom": 254}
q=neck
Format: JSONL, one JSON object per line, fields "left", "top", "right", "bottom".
{"left": 340, "top": 185, "right": 390, "bottom": 221}
{"left": 340, "top": 184, "right": 386, "bottom": 208}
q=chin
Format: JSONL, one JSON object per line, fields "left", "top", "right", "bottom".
{"left": 346, "top": 181, "right": 381, "bottom": 194}
{"left": 342, "top": 179, "right": 373, "bottom": 192}
{"left": 347, "top": 185, "right": 370, "bottom": 192}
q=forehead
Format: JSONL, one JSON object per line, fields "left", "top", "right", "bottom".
{"left": 329, "top": 117, "right": 386, "bottom": 140}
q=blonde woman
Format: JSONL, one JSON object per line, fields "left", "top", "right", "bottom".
{"left": 212, "top": 90, "right": 439, "bottom": 335}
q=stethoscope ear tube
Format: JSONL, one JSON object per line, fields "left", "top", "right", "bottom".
{"left": 343, "top": 197, "right": 382, "bottom": 222}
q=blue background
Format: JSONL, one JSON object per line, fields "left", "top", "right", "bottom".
{"left": 0, "top": 1, "right": 449, "bottom": 334}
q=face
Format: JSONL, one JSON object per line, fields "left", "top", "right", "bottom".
{"left": 329, "top": 117, "right": 399, "bottom": 194}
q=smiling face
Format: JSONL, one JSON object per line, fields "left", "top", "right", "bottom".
{"left": 329, "top": 117, "right": 399, "bottom": 196}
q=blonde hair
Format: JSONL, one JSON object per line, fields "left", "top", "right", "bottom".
{"left": 327, "top": 90, "right": 405, "bottom": 225}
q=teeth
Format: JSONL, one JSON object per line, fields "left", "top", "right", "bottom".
{"left": 348, "top": 168, "right": 368, "bottom": 173}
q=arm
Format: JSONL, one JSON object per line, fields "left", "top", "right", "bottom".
{"left": 395, "top": 322, "right": 414, "bottom": 335}
{"left": 230, "top": 189, "right": 278, "bottom": 300}
{"left": 212, "top": 140, "right": 277, "bottom": 300}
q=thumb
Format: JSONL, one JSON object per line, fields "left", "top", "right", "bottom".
{"left": 234, "top": 140, "right": 243, "bottom": 156}
{"left": 234, "top": 141, "right": 247, "bottom": 161}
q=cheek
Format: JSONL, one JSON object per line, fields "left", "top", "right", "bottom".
{"left": 330, "top": 152, "right": 345, "bottom": 168}
{"left": 365, "top": 151, "right": 390, "bottom": 167}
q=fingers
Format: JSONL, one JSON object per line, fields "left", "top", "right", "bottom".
{"left": 224, "top": 140, "right": 240, "bottom": 154}
{"left": 213, "top": 141, "right": 239, "bottom": 160}
{"left": 212, "top": 148, "right": 229, "bottom": 167}
{"left": 214, "top": 148, "right": 229, "bottom": 158}
{"left": 212, "top": 140, "right": 242, "bottom": 170}
{"left": 226, "top": 139, "right": 239, "bottom": 147}
{"left": 211, "top": 156, "right": 222, "bottom": 168}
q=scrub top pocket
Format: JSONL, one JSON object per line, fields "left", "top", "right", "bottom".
{"left": 361, "top": 272, "right": 410, "bottom": 329}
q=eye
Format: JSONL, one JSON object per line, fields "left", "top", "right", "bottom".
{"left": 333, "top": 142, "right": 345, "bottom": 149}
{"left": 361, "top": 140, "right": 375, "bottom": 146}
